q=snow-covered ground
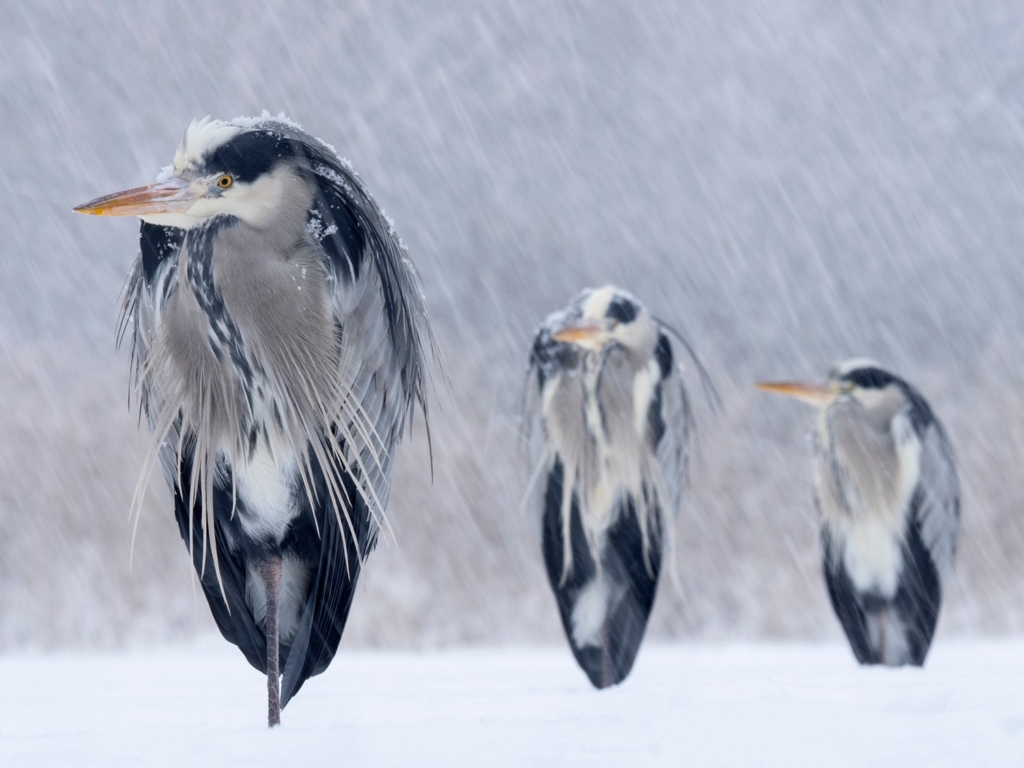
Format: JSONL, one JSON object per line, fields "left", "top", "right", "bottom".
{"left": 3, "top": 640, "right": 1023, "bottom": 767}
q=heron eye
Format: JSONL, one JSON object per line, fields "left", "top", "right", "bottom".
{"left": 216, "top": 175, "right": 233, "bottom": 189}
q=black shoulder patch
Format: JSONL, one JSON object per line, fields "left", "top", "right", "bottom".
{"left": 654, "top": 333, "right": 673, "bottom": 378}
{"left": 529, "top": 326, "right": 582, "bottom": 390}
{"left": 647, "top": 382, "right": 666, "bottom": 447}
{"left": 904, "top": 388, "right": 935, "bottom": 433}
{"left": 308, "top": 182, "right": 365, "bottom": 283}
{"left": 529, "top": 332, "right": 551, "bottom": 389}
{"left": 606, "top": 296, "right": 638, "bottom": 324}
{"left": 139, "top": 222, "right": 184, "bottom": 284}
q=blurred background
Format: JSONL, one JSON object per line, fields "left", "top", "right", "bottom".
{"left": 2, "top": 0, "right": 1024, "bottom": 652}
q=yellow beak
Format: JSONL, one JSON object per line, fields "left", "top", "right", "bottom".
{"left": 755, "top": 381, "right": 837, "bottom": 406}
{"left": 73, "top": 178, "right": 197, "bottom": 217}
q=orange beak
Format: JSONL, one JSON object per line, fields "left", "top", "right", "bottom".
{"left": 551, "top": 319, "right": 609, "bottom": 348}
{"left": 73, "top": 178, "right": 197, "bottom": 217}
{"left": 755, "top": 381, "right": 837, "bottom": 406}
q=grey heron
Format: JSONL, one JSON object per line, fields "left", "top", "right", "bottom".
{"left": 758, "top": 359, "right": 959, "bottom": 666}
{"left": 74, "top": 115, "right": 435, "bottom": 726}
{"left": 524, "top": 286, "right": 702, "bottom": 688}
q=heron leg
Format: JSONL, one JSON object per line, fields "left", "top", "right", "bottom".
{"left": 879, "top": 608, "right": 888, "bottom": 666}
{"left": 601, "top": 622, "right": 613, "bottom": 688}
{"left": 259, "top": 556, "right": 283, "bottom": 728}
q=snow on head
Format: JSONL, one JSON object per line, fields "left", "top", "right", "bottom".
{"left": 170, "top": 113, "right": 307, "bottom": 176}
{"left": 228, "top": 110, "right": 305, "bottom": 133}
{"left": 831, "top": 357, "right": 885, "bottom": 378}
{"left": 169, "top": 112, "right": 358, "bottom": 191}
{"left": 173, "top": 116, "right": 242, "bottom": 173}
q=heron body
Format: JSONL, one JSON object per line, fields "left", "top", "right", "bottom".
{"left": 76, "top": 116, "right": 433, "bottom": 725}
{"left": 526, "top": 286, "right": 692, "bottom": 688}
{"left": 759, "top": 360, "right": 959, "bottom": 666}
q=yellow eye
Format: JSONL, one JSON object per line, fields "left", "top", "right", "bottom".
{"left": 216, "top": 175, "right": 233, "bottom": 189}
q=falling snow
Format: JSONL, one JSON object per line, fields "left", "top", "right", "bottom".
{"left": 313, "top": 164, "right": 355, "bottom": 195}
{"left": 4, "top": 0, "right": 1024, "bottom": 762}
{"left": 6, "top": 0, "right": 1022, "bottom": 651}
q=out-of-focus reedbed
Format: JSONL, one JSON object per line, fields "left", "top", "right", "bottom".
{"left": 2, "top": 0, "right": 1024, "bottom": 655}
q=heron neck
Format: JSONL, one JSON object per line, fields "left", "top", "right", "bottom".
{"left": 820, "top": 400, "right": 901, "bottom": 517}
{"left": 183, "top": 215, "right": 259, "bottom": 392}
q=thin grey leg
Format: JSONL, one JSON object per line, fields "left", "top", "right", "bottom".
{"left": 259, "top": 556, "right": 283, "bottom": 728}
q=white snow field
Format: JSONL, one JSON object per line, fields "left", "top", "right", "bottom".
{"left": 3, "top": 640, "right": 1023, "bottom": 767}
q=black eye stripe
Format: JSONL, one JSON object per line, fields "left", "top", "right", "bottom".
{"left": 839, "top": 367, "right": 898, "bottom": 389}
{"left": 202, "top": 130, "right": 297, "bottom": 183}
{"left": 605, "top": 297, "right": 638, "bottom": 324}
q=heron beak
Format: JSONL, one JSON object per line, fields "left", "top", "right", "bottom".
{"left": 756, "top": 381, "right": 837, "bottom": 406}
{"left": 73, "top": 178, "right": 198, "bottom": 217}
{"left": 551, "top": 319, "right": 609, "bottom": 349}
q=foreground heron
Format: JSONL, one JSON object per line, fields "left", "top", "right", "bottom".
{"left": 74, "top": 115, "right": 434, "bottom": 725}
{"left": 524, "top": 286, "right": 698, "bottom": 688}
{"left": 758, "top": 360, "right": 959, "bottom": 666}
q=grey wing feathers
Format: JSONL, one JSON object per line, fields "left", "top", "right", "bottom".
{"left": 272, "top": 156, "right": 434, "bottom": 701}
{"left": 310, "top": 154, "right": 439, "bottom": 532}
{"left": 914, "top": 421, "right": 960, "bottom": 582}
{"left": 329, "top": 278, "right": 403, "bottom": 518}
{"left": 273, "top": 118, "right": 438, "bottom": 421}
{"left": 654, "top": 355, "right": 692, "bottom": 520}
{"left": 121, "top": 224, "right": 182, "bottom": 486}
{"left": 521, "top": 356, "right": 551, "bottom": 534}
{"left": 121, "top": 223, "right": 181, "bottom": 400}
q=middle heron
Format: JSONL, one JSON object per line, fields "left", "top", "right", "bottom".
{"left": 525, "top": 286, "right": 697, "bottom": 688}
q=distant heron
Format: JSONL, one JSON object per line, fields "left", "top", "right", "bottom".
{"left": 524, "top": 286, "right": 702, "bottom": 688}
{"left": 75, "top": 116, "right": 435, "bottom": 726}
{"left": 758, "top": 360, "right": 959, "bottom": 666}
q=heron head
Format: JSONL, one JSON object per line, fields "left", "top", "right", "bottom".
{"left": 74, "top": 116, "right": 309, "bottom": 230}
{"left": 757, "top": 358, "right": 905, "bottom": 414}
{"left": 550, "top": 285, "right": 658, "bottom": 359}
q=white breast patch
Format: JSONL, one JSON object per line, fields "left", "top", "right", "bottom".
{"left": 572, "top": 574, "right": 617, "bottom": 648}
{"left": 234, "top": 443, "right": 300, "bottom": 544}
{"left": 841, "top": 517, "right": 904, "bottom": 597}
{"left": 820, "top": 409, "right": 922, "bottom": 599}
